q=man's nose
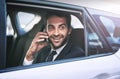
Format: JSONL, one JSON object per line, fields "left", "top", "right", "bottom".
{"left": 54, "top": 29, "right": 59, "bottom": 36}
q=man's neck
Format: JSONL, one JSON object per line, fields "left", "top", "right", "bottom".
{"left": 51, "top": 42, "right": 68, "bottom": 54}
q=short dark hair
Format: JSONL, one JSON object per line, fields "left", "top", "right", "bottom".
{"left": 46, "top": 11, "right": 71, "bottom": 28}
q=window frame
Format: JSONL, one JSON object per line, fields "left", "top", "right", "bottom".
{"left": 85, "top": 8, "right": 113, "bottom": 54}
{"left": 86, "top": 8, "right": 120, "bottom": 52}
{"left": 5, "top": 1, "right": 87, "bottom": 70}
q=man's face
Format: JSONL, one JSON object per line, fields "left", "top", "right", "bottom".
{"left": 46, "top": 15, "right": 71, "bottom": 49}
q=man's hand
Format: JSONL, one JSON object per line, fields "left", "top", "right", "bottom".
{"left": 26, "top": 32, "right": 49, "bottom": 61}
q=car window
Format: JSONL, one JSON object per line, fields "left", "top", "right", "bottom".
{"left": 6, "top": 15, "right": 14, "bottom": 36}
{"left": 87, "top": 8, "right": 120, "bottom": 51}
{"left": 100, "top": 16, "right": 120, "bottom": 44}
{"left": 16, "top": 11, "right": 41, "bottom": 34}
{"left": 71, "top": 15, "right": 84, "bottom": 29}
{"left": 86, "top": 19, "right": 104, "bottom": 56}
{"left": 6, "top": 4, "right": 86, "bottom": 69}
{"left": 100, "top": 16, "right": 115, "bottom": 37}
{"left": 17, "top": 12, "right": 41, "bottom": 35}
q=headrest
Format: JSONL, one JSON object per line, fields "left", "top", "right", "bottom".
{"left": 70, "top": 29, "right": 85, "bottom": 50}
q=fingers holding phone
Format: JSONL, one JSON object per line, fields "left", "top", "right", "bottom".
{"left": 26, "top": 32, "right": 49, "bottom": 61}
{"left": 36, "top": 32, "right": 48, "bottom": 43}
{"left": 35, "top": 32, "right": 49, "bottom": 50}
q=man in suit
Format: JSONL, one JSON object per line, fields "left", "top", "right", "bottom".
{"left": 23, "top": 12, "right": 85, "bottom": 65}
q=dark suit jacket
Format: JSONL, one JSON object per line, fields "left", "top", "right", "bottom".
{"left": 34, "top": 41, "right": 85, "bottom": 63}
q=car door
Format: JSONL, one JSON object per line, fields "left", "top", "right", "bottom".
{"left": 0, "top": 0, "right": 120, "bottom": 79}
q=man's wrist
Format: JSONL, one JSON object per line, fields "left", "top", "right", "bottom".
{"left": 26, "top": 53, "right": 34, "bottom": 61}
{"left": 23, "top": 56, "right": 34, "bottom": 66}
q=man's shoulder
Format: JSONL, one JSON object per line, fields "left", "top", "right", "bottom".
{"left": 63, "top": 44, "right": 85, "bottom": 58}
{"left": 71, "top": 45, "right": 84, "bottom": 52}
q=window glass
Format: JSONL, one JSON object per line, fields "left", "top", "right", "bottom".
{"left": 99, "top": 16, "right": 120, "bottom": 43}
{"left": 17, "top": 12, "right": 41, "bottom": 33}
{"left": 100, "top": 16, "right": 115, "bottom": 37}
{"left": 87, "top": 8, "right": 120, "bottom": 51}
{"left": 6, "top": 15, "right": 14, "bottom": 36}
{"left": 71, "top": 15, "right": 84, "bottom": 29}
{"left": 86, "top": 21, "right": 104, "bottom": 55}
{"left": 18, "top": 12, "right": 35, "bottom": 28}
{"left": 99, "top": 16, "right": 120, "bottom": 50}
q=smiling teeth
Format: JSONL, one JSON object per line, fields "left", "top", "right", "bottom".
{"left": 54, "top": 39, "right": 59, "bottom": 41}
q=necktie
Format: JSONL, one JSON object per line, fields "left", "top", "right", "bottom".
{"left": 46, "top": 51, "right": 57, "bottom": 61}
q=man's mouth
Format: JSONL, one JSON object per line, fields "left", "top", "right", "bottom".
{"left": 51, "top": 35, "right": 63, "bottom": 43}
{"left": 53, "top": 38, "right": 60, "bottom": 42}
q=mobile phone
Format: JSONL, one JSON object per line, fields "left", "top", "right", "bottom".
{"left": 39, "top": 29, "right": 49, "bottom": 43}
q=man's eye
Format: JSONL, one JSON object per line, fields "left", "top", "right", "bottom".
{"left": 59, "top": 25, "right": 66, "bottom": 30}
{"left": 48, "top": 25, "right": 54, "bottom": 30}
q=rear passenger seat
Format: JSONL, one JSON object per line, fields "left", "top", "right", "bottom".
{"left": 6, "top": 19, "right": 44, "bottom": 67}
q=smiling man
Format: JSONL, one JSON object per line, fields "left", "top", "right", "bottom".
{"left": 23, "top": 12, "right": 85, "bottom": 65}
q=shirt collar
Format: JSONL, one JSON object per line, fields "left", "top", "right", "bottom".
{"left": 51, "top": 42, "right": 67, "bottom": 55}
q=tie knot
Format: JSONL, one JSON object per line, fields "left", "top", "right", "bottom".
{"left": 46, "top": 51, "right": 57, "bottom": 61}
{"left": 51, "top": 51, "right": 57, "bottom": 55}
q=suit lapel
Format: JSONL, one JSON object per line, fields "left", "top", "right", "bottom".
{"left": 35, "top": 46, "right": 51, "bottom": 63}
{"left": 55, "top": 41, "right": 72, "bottom": 60}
